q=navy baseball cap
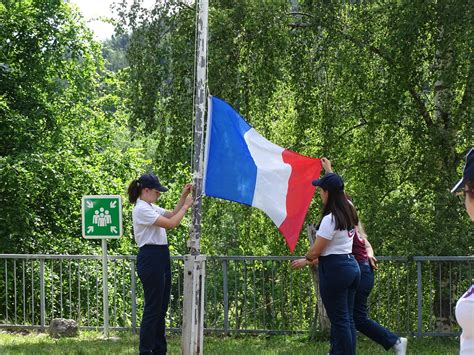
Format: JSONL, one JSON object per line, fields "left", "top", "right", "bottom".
{"left": 312, "top": 172, "right": 344, "bottom": 192}
{"left": 138, "top": 173, "right": 168, "bottom": 192}
{"left": 452, "top": 148, "right": 474, "bottom": 193}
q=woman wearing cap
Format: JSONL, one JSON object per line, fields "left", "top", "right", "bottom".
{"left": 452, "top": 148, "right": 474, "bottom": 354}
{"left": 320, "top": 159, "right": 407, "bottom": 354}
{"left": 351, "top": 219, "right": 407, "bottom": 354}
{"left": 292, "top": 167, "right": 360, "bottom": 355}
{"left": 294, "top": 159, "right": 408, "bottom": 354}
{"left": 128, "top": 173, "right": 193, "bottom": 355}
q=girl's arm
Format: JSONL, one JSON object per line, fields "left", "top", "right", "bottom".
{"left": 291, "top": 236, "right": 330, "bottom": 269}
{"left": 365, "top": 239, "right": 378, "bottom": 269}
{"left": 305, "top": 236, "right": 330, "bottom": 261}
{"left": 164, "top": 184, "right": 193, "bottom": 218}
{"left": 362, "top": 232, "right": 378, "bottom": 270}
{"left": 365, "top": 238, "right": 374, "bottom": 258}
{"left": 154, "top": 195, "right": 193, "bottom": 229}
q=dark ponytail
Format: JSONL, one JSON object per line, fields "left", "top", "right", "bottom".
{"left": 319, "top": 189, "right": 359, "bottom": 231}
{"left": 128, "top": 179, "right": 142, "bottom": 204}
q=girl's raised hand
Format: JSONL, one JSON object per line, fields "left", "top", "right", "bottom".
{"left": 182, "top": 184, "right": 193, "bottom": 196}
{"left": 321, "top": 157, "right": 333, "bottom": 173}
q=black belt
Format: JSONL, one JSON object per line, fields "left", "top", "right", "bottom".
{"left": 140, "top": 244, "right": 168, "bottom": 250}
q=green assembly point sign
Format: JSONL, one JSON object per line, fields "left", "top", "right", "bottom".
{"left": 82, "top": 195, "right": 122, "bottom": 239}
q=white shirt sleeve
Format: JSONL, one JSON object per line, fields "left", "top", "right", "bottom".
{"left": 134, "top": 204, "right": 163, "bottom": 226}
{"left": 317, "top": 214, "right": 336, "bottom": 240}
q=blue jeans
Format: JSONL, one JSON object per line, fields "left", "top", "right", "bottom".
{"left": 354, "top": 261, "right": 399, "bottom": 350}
{"left": 137, "top": 245, "right": 171, "bottom": 354}
{"left": 319, "top": 254, "right": 361, "bottom": 355}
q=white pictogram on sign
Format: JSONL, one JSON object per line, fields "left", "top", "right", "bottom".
{"left": 92, "top": 207, "right": 112, "bottom": 227}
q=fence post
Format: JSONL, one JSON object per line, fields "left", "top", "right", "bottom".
{"left": 102, "top": 239, "right": 109, "bottom": 338}
{"left": 131, "top": 259, "right": 137, "bottom": 333}
{"left": 416, "top": 260, "right": 422, "bottom": 336}
{"left": 40, "top": 258, "right": 45, "bottom": 332}
{"left": 223, "top": 259, "right": 229, "bottom": 334}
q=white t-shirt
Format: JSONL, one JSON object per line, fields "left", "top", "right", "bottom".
{"left": 456, "top": 284, "right": 474, "bottom": 355}
{"left": 132, "top": 198, "right": 168, "bottom": 247}
{"left": 317, "top": 213, "right": 355, "bottom": 256}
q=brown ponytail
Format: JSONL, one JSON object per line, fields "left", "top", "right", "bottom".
{"left": 127, "top": 179, "right": 142, "bottom": 204}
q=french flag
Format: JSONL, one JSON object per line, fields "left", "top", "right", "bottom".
{"left": 203, "top": 96, "right": 322, "bottom": 252}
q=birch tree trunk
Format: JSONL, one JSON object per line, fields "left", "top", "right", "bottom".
{"left": 432, "top": 25, "right": 456, "bottom": 333}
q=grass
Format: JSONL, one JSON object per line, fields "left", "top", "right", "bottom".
{"left": 0, "top": 330, "right": 460, "bottom": 354}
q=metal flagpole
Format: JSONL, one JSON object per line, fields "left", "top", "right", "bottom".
{"left": 181, "top": 0, "right": 208, "bottom": 353}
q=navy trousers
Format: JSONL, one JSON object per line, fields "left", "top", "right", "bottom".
{"left": 319, "top": 254, "right": 360, "bottom": 355}
{"left": 354, "top": 261, "right": 399, "bottom": 350}
{"left": 137, "top": 245, "right": 171, "bottom": 355}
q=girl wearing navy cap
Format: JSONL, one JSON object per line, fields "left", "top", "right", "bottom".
{"left": 128, "top": 173, "right": 193, "bottom": 354}
{"left": 452, "top": 148, "right": 474, "bottom": 354}
{"left": 292, "top": 164, "right": 360, "bottom": 355}
{"left": 327, "top": 159, "right": 407, "bottom": 354}
{"left": 293, "top": 158, "right": 407, "bottom": 354}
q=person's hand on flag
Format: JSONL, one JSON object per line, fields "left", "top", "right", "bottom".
{"left": 321, "top": 157, "right": 333, "bottom": 173}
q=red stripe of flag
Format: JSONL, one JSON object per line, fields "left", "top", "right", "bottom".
{"left": 279, "top": 151, "right": 321, "bottom": 252}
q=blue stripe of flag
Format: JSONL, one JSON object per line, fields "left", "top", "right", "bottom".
{"left": 204, "top": 97, "right": 257, "bottom": 205}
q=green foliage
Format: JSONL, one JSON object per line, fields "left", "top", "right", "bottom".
{"left": 1, "top": 0, "right": 473, "bottom": 257}
{"left": 297, "top": 0, "right": 474, "bottom": 256}
{"left": 101, "top": 34, "right": 130, "bottom": 72}
{"left": 117, "top": 0, "right": 473, "bottom": 257}
{"left": 0, "top": 0, "right": 149, "bottom": 254}
{"left": 0, "top": 0, "right": 99, "bottom": 155}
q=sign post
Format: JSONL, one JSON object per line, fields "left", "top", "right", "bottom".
{"left": 82, "top": 195, "right": 123, "bottom": 338}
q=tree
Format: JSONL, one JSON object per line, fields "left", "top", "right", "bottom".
{"left": 0, "top": 0, "right": 148, "bottom": 254}
{"left": 117, "top": 0, "right": 472, "bottom": 257}
{"left": 102, "top": 34, "right": 130, "bottom": 72}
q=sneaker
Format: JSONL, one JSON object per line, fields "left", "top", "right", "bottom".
{"left": 393, "top": 337, "right": 408, "bottom": 355}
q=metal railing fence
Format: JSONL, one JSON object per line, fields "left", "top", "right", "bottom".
{"left": 0, "top": 254, "right": 473, "bottom": 336}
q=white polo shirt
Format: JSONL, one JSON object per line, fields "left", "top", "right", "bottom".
{"left": 132, "top": 198, "right": 168, "bottom": 247}
{"left": 317, "top": 213, "right": 355, "bottom": 256}
{"left": 456, "top": 284, "right": 474, "bottom": 355}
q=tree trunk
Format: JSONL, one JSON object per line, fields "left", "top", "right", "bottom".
{"left": 432, "top": 24, "right": 456, "bottom": 332}
{"left": 307, "top": 225, "right": 330, "bottom": 340}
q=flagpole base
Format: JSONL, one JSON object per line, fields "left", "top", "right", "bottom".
{"left": 181, "top": 254, "right": 206, "bottom": 355}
